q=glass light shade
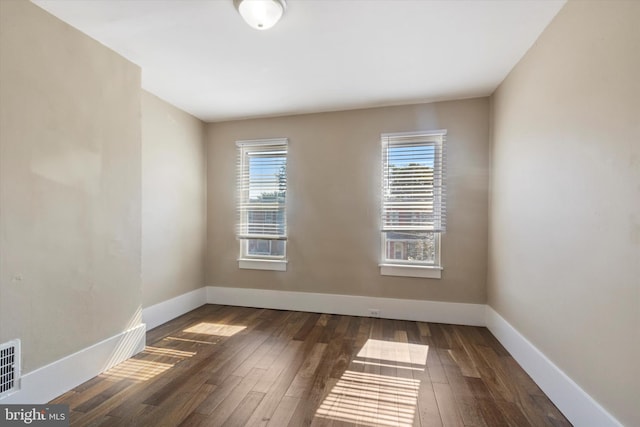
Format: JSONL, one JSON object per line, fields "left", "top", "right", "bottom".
{"left": 238, "top": 0, "right": 285, "bottom": 30}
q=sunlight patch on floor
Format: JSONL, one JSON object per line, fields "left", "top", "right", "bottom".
{"left": 100, "top": 345, "right": 196, "bottom": 382}
{"left": 101, "top": 359, "right": 174, "bottom": 382}
{"left": 182, "top": 322, "right": 246, "bottom": 336}
{"left": 315, "top": 339, "right": 428, "bottom": 427}
{"left": 351, "top": 359, "right": 425, "bottom": 371}
{"left": 144, "top": 346, "right": 196, "bottom": 358}
{"left": 163, "top": 336, "right": 217, "bottom": 345}
{"left": 357, "top": 339, "right": 428, "bottom": 369}
{"left": 315, "top": 370, "right": 420, "bottom": 427}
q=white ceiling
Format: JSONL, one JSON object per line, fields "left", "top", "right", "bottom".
{"left": 32, "top": 0, "right": 565, "bottom": 122}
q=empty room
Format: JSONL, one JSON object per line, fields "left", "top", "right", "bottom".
{"left": 0, "top": 0, "right": 638, "bottom": 426}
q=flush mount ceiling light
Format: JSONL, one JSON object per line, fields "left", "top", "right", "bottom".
{"left": 234, "top": 0, "right": 286, "bottom": 31}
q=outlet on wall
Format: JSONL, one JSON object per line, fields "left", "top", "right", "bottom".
{"left": 368, "top": 308, "right": 380, "bottom": 317}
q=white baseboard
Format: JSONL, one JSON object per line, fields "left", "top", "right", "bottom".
{"left": 142, "top": 287, "right": 207, "bottom": 330}
{"left": 206, "top": 286, "right": 486, "bottom": 326}
{"left": 1, "top": 285, "right": 620, "bottom": 427}
{"left": 485, "top": 307, "right": 622, "bottom": 427}
{"left": 0, "top": 323, "right": 146, "bottom": 404}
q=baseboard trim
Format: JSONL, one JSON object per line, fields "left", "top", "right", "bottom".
{"left": 142, "top": 287, "right": 207, "bottom": 330}
{"left": 2, "top": 286, "right": 620, "bottom": 426}
{"left": 0, "top": 323, "right": 146, "bottom": 404}
{"left": 206, "top": 286, "right": 486, "bottom": 326}
{"left": 485, "top": 307, "right": 622, "bottom": 427}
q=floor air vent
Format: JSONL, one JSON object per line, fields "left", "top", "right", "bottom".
{"left": 0, "top": 339, "right": 20, "bottom": 398}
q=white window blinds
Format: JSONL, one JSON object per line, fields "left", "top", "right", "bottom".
{"left": 381, "top": 130, "right": 446, "bottom": 233}
{"left": 237, "top": 139, "right": 288, "bottom": 242}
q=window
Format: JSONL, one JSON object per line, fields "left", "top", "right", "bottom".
{"left": 380, "top": 130, "right": 446, "bottom": 279}
{"left": 237, "top": 138, "right": 288, "bottom": 271}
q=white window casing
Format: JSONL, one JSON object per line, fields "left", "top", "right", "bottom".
{"left": 237, "top": 138, "right": 288, "bottom": 270}
{"left": 380, "top": 130, "right": 446, "bottom": 278}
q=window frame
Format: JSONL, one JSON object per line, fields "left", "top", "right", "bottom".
{"left": 379, "top": 130, "right": 446, "bottom": 279}
{"left": 236, "top": 138, "right": 288, "bottom": 271}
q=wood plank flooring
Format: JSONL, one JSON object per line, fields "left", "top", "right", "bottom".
{"left": 50, "top": 305, "right": 572, "bottom": 426}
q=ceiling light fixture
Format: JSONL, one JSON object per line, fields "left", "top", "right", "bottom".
{"left": 234, "top": 0, "right": 286, "bottom": 31}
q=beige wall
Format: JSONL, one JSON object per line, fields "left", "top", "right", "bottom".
{"left": 142, "top": 91, "right": 206, "bottom": 307}
{"left": 488, "top": 1, "right": 640, "bottom": 425}
{"left": 207, "top": 99, "right": 489, "bottom": 303}
{"left": 0, "top": 0, "right": 142, "bottom": 372}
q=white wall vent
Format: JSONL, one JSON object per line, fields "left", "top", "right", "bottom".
{"left": 0, "top": 339, "right": 20, "bottom": 398}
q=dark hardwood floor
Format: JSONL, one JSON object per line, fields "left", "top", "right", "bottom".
{"left": 50, "top": 304, "right": 572, "bottom": 426}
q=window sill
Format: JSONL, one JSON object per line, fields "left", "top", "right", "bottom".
{"left": 379, "top": 264, "right": 442, "bottom": 279}
{"left": 238, "top": 259, "right": 287, "bottom": 272}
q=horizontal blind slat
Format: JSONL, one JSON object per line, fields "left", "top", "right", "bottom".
{"left": 237, "top": 140, "right": 288, "bottom": 241}
{"left": 381, "top": 131, "right": 446, "bottom": 233}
